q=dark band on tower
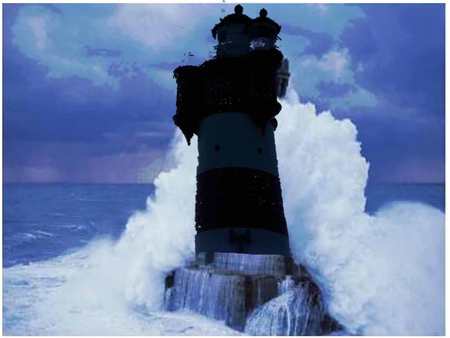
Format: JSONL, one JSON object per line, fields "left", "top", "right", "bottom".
{"left": 173, "top": 5, "right": 291, "bottom": 256}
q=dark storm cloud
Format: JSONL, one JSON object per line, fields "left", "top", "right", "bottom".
{"left": 331, "top": 4, "right": 445, "bottom": 182}
{"left": 340, "top": 4, "right": 445, "bottom": 118}
{"left": 352, "top": 110, "right": 445, "bottom": 183}
{"left": 4, "top": 51, "right": 174, "bottom": 145}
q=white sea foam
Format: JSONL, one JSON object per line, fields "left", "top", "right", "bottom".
{"left": 4, "top": 90, "right": 444, "bottom": 335}
{"left": 277, "top": 90, "right": 444, "bottom": 335}
{"left": 3, "top": 245, "right": 240, "bottom": 335}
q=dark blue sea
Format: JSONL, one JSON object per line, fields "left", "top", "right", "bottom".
{"left": 3, "top": 182, "right": 445, "bottom": 268}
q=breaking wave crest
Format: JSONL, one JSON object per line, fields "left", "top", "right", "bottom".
{"left": 278, "top": 91, "right": 444, "bottom": 335}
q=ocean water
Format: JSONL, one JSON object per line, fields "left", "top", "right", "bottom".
{"left": 3, "top": 182, "right": 444, "bottom": 268}
{"left": 3, "top": 183, "right": 152, "bottom": 268}
{"left": 3, "top": 91, "right": 445, "bottom": 335}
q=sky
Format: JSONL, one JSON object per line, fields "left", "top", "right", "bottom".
{"left": 3, "top": 3, "right": 445, "bottom": 183}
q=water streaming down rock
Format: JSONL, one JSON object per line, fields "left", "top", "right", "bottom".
{"left": 166, "top": 267, "right": 249, "bottom": 330}
{"left": 245, "top": 281, "right": 339, "bottom": 335}
{"left": 212, "top": 252, "right": 289, "bottom": 276}
{"left": 164, "top": 252, "right": 340, "bottom": 334}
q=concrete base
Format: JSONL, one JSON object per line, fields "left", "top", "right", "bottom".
{"left": 164, "top": 252, "right": 340, "bottom": 334}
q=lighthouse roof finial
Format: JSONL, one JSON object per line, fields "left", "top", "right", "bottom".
{"left": 259, "top": 8, "right": 268, "bottom": 18}
{"left": 211, "top": 4, "right": 251, "bottom": 39}
{"left": 250, "top": 7, "right": 281, "bottom": 37}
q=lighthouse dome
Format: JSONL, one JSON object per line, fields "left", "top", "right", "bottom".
{"left": 211, "top": 4, "right": 252, "bottom": 58}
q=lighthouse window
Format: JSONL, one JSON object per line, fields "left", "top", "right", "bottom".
{"left": 214, "top": 144, "right": 221, "bottom": 152}
{"left": 257, "top": 147, "right": 263, "bottom": 154}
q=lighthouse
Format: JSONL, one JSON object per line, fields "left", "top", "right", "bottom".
{"left": 173, "top": 5, "right": 290, "bottom": 256}
{"left": 166, "top": 7, "right": 341, "bottom": 333}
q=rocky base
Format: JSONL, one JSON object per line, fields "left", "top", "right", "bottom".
{"left": 164, "top": 252, "right": 341, "bottom": 335}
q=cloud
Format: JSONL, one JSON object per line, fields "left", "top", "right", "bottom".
{"left": 313, "top": 49, "right": 349, "bottom": 79}
{"left": 107, "top": 5, "right": 209, "bottom": 52}
{"left": 10, "top": 2, "right": 372, "bottom": 116}
{"left": 4, "top": 139, "right": 168, "bottom": 183}
{"left": 262, "top": 5, "right": 377, "bottom": 111}
{"left": 265, "top": 4, "right": 365, "bottom": 39}
{"left": 283, "top": 25, "right": 334, "bottom": 56}
{"left": 11, "top": 4, "right": 366, "bottom": 91}
{"left": 330, "top": 87, "right": 377, "bottom": 111}
{"left": 10, "top": 4, "right": 223, "bottom": 91}
{"left": 293, "top": 49, "right": 377, "bottom": 111}
{"left": 27, "top": 16, "right": 48, "bottom": 50}
{"left": 12, "top": 5, "right": 118, "bottom": 87}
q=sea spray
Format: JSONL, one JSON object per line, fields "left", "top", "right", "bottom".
{"left": 245, "top": 283, "right": 326, "bottom": 335}
{"left": 114, "top": 132, "right": 198, "bottom": 309}
{"left": 277, "top": 90, "right": 445, "bottom": 335}
{"left": 52, "top": 131, "right": 199, "bottom": 313}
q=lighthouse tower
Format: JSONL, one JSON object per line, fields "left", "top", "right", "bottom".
{"left": 173, "top": 5, "right": 290, "bottom": 256}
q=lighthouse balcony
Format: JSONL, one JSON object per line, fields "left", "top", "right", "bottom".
{"left": 173, "top": 49, "right": 285, "bottom": 144}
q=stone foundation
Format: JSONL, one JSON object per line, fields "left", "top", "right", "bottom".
{"left": 164, "top": 252, "right": 340, "bottom": 335}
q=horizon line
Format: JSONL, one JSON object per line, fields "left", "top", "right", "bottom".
{"left": 2, "top": 181, "right": 445, "bottom": 185}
